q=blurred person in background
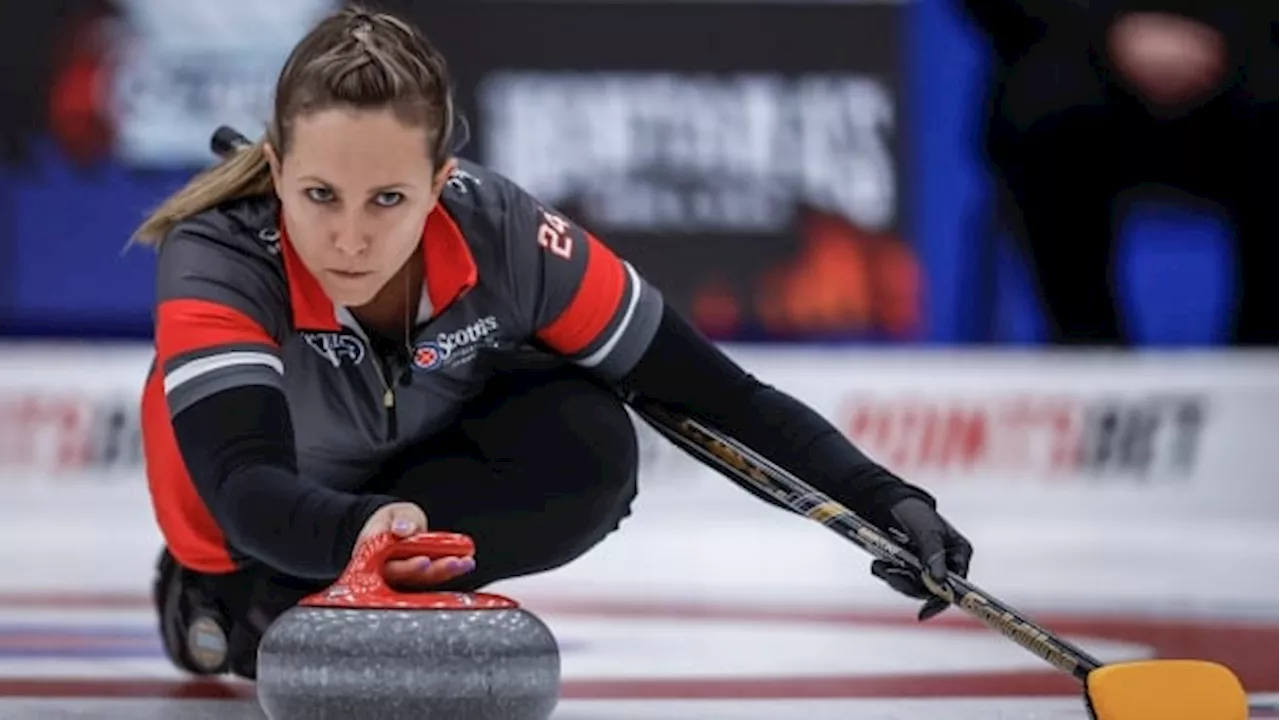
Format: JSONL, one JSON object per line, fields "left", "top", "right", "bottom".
{"left": 962, "top": 0, "right": 1277, "bottom": 346}
{"left": 0, "top": 1, "right": 99, "bottom": 326}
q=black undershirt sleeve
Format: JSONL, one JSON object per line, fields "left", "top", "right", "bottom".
{"left": 618, "top": 305, "right": 934, "bottom": 528}
{"left": 170, "top": 384, "right": 400, "bottom": 579}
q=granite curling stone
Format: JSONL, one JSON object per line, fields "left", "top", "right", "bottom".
{"left": 255, "top": 531, "right": 561, "bottom": 720}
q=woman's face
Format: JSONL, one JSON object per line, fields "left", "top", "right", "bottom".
{"left": 267, "top": 106, "right": 454, "bottom": 308}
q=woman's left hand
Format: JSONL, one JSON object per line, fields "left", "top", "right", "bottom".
{"left": 870, "top": 497, "right": 974, "bottom": 621}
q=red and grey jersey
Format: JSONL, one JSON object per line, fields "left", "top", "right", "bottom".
{"left": 142, "top": 160, "right": 663, "bottom": 573}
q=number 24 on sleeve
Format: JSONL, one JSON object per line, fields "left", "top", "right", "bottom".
{"left": 537, "top": 210, "right": 573, "bottom": 260}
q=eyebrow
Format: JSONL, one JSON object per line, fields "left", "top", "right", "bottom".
{"left": 297, "top": 175, "right": 415, "bottom": 192}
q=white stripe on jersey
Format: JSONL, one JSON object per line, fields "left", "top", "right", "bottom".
{"left": 578, "top": 261, "right": 643, "bottom": 369}
{"left": 164, "top": 351, "right": 284, "bottom": 395}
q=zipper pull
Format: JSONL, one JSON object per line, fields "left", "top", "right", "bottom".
{"left": 383, "top": 387, "right": 395, "bottom": 409}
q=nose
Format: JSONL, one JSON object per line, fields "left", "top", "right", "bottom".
{"left": 332, "top": 211, "right": 369, "bottom": 258}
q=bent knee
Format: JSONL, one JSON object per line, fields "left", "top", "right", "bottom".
{"left": 540, "top": 379, "right": 640, "bottom": 492}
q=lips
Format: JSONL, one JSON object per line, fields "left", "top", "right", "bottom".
{"left": 327, "top": 269, "right": 372, "bottom": 280}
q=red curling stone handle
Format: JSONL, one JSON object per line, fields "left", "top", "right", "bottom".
{"left": 299, "top": 531, "right": 518, "bottom": 610}
{"left": 369, "top": 530, "right": 475, "bottom": 568}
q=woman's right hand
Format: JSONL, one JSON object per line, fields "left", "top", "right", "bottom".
{"left": 354, "top": 501, "right": 475, "bottom": 589}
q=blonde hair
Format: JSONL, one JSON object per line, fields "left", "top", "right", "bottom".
{"left": 132, "top": 6, "right": 456, "bottom": 246}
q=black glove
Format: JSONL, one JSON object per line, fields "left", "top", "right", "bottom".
{"left": 870, "top": 496, "right": 973, "bottom": 621}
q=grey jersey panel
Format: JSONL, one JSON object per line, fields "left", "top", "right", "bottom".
{"left": 165, "top": 355, "right": 284, "bottom": 415}
{"left": 155, "top": 200, "right": 290, "bottom": 341}
{"left": 478, "top": 161, "right": 664, "bottom": 379}
{"left": 153, "top": 200, "right": 290, "bottom": 425}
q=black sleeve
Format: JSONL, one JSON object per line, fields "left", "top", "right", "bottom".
{"left": 618, "top": 306, "right": 935, "bottom": 528}
{"left": 1087, "top": 0, "right": 1263, "bottom": 30}
{"left": 959, "top": 0, "right": 1088, "bottom": 64}
{"left": 170, "top": 384, "right": 401, "bottom": 579}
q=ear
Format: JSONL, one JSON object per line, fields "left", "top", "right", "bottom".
{"left": 263, "top": 141, "right": 284, "bottom": 190}
{"left": 431, "top": 157, "right": 459, "bottom": 198}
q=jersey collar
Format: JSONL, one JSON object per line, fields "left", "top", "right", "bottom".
{"left": 280, "top": 204, "right": 478, "bottom": 332}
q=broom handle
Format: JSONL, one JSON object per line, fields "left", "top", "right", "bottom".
{"left": 629, "top": 398, "right": 1105, "bottom": 681}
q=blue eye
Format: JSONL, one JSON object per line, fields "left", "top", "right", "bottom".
{"left": 374, "top": 191, "right": 404, "bottom": 207}
{"left": 305, "top": 187, "right": 334, "bottom": 203}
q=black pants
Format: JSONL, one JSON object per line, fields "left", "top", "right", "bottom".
{"left": 983, "top": 35, "right": 1277, "bottom": 346}
{"left": 156, "top": 363, "right": 639, "bottom": 678}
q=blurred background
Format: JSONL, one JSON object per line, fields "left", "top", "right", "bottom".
{"left": 0, "top": 0, "right": 1274, "bottom": 710}
{"left": 0, "top": 0, "right": 1274, "bottom": 345}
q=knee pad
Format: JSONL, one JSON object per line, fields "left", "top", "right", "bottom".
{"left": 153, "top": 550, "right": 321, "bottom": 680}
{"left": 153, "top": 549, "right": 233, "bottom": 676}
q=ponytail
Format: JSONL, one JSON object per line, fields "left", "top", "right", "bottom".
{"left": 131, "top": 140, "right": 275, "bottom": 246}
